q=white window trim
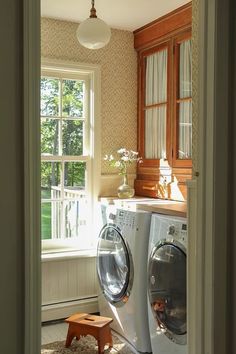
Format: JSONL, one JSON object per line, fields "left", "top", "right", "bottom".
{"left": 41, "top": 58, "right": 101, "bottom": 253}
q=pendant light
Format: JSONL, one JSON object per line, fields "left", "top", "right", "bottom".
{"left": 76, "top": 0, "right": 111, "bottom": 50}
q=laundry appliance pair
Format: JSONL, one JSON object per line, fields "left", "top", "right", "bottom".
{"left": 96, "top": 202, "right": 187, "bottom": 354}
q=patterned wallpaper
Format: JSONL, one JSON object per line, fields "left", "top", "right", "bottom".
{"left": 41, "top": 18, "right": 138, "bottom": 175}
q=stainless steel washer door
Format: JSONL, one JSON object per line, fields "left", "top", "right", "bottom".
{"left": 97, "top": 224, "right": 133, "bottom": 305}
{"left": 148, "top": 240, "right": 186, "bottom": 344}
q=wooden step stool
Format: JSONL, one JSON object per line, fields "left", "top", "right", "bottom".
{"left": 65, "top": 313, "right": 113, "bottom": 354}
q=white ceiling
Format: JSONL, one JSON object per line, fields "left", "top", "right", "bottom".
{"left": 41, "top": 0, "right": 190, "bottom": 31}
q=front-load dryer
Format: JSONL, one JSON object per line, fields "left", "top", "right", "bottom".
{"left": 147, "top": 213, "right": 187, "bottom": 354}
{"left": 97, "top": 208, "right": 152, "bottom": 353}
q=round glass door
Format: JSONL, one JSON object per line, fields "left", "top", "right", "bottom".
{"left": 148, "top": 241, "right": 186, "bottom": 344}
{"left": 97, "top": 225, "right": 132, "bottom": 304}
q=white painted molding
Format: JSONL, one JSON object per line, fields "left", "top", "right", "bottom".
{"left": 23, "top": 0, "right": 41, "bottom": 353}
{"left": 187, "top": 179, "right": 201, "bottom": 354}
{"left": 195, "top": 0, "right": 230, "bottom": 353}
{"left": 41, "top": 298, "right": 99, "bottom": 322}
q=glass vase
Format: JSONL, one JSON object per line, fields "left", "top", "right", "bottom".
{"left": 117, "top": 174, "right": 135, "bottom": 199}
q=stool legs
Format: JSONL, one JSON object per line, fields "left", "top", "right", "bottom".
{"left": 97, "top": 326, "right": 113, "bottom": 354}
{"left": 65, "top": 324, "right": 79, "bottom": 347}
{"left": 65, "top": 322, "right": 113, "bottom": 353}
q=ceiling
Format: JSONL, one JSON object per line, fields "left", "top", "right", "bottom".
{"left": 41, "top": 0, "right": 190, "bottom": 31}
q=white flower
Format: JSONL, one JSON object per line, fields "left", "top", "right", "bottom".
{"left": 121, "top": 156, "right": 129, "bottom": 161}
{"left": 117, "top": 148, "right": 126, "bottom": 154}
{"left": 104, "top": 148, "right": 142, "bottom": 175}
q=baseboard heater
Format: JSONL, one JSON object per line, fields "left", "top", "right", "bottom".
{"left": 41, "top": 296, "right": 98, "bottom": 322}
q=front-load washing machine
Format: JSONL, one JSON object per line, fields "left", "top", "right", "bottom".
{"left": 97, "top": 208, "right": 152, "bottom": 353}
{"left": 147, "top": 213, "right": 187, "bottom": 354}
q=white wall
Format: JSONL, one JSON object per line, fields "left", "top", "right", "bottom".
{"left": 42, "top": 256, "right": 99, "bottom": 321}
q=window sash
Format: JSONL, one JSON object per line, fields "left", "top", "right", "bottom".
{"left": 40, "top": 67, "right": 92, "bottom": 247}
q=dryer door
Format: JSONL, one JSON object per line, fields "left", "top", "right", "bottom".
{"left": 97, "top": 224, "right": 132, "bottom": 305}
{"left": 148, "top": 241, "right": 186, "bottom": 344}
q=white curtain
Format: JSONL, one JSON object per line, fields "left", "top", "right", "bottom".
{"left": 145, "top": 106, "right": 166, "bottom": 159}
{"left": 179, "top": 39, "right": 192, "bottom": 159}
{"left": 145, "top": 49, "right": 167, "bottom": 159}
{"left": 179, "top": 101, "right": 192, "bottom": 159}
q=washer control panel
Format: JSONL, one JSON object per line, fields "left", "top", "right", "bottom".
{"left": 116, "top": 209, "right": 136, "bottom": 230}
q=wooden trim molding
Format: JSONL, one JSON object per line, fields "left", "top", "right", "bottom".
{"left": 133, "top": 2, "right": 192, "bottom": 51}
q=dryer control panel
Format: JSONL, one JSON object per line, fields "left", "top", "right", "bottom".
{"left": 166, "top": 222, "right": 187, "bottom": 247}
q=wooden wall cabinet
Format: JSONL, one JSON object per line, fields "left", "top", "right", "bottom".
{"left": 133, "top": 3, "right": 192, "bottom": 201}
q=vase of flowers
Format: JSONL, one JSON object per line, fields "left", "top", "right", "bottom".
{"left": 104, "top": 148, "right": 142, "bottom": 199}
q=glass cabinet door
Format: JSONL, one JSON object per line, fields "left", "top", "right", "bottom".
{"left": 144, "top": 47, "right": 168, "bottom": 160}
{"left": 173, "top": 34, "right": 192, "bottom": 166}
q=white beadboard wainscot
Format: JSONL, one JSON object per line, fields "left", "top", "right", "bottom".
{"left": 41, "top": 252, "right": 99, "bottom": 322}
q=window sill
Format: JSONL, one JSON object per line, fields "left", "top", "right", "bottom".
{"left": 41, "top": 249, "right": 97, "bottom": 262}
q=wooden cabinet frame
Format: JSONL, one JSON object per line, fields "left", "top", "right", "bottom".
{"left": 134, "top": 2, "right": 192, "bottom": 200}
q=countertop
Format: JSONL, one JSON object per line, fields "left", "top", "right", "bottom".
{"left": 99, "top": 196, "right": 187, "bottom": 217}
{"left": 136, "top": 200, "right": 187, "bottom": 217}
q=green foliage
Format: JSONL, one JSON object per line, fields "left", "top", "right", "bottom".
{"left": 41, "top": 190, "right": 52, "bottom": 240}
{"left": 41, "top": 77, "right": 85, "bottom": 191}
{"left": 41, "top": 77, "right": 59, "bottom": 116}
{"left": 62, "top": 79, "right": 83, "bottom": 117}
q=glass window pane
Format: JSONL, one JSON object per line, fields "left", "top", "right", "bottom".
{"left": 41, "top": 118, "right": 59, "bottom": 155}
{"left": 145, "top": 49, "right": 167, "bottom": 105}
{"left": 179, "top": 39, "right": 192, "bottom": 99}
{"left": 41, "top": 201, "right": 62, "bottom": 240}
{"left": 178, "top": 101, "right": 192, "bottom": 159}
{"left": 41, "top": 162, "right": 61, "bottom": 199}
{"left": 62, "top": 120, "right": 83, "bottom": 156}
{"left": 64, "top": 162, "right": 86, "bottom": 196}
{"left": 40, "top": 77, "right": 59, "bottom": 116}
{"left": 62, "top": 79, "right": 84, "bottom": 117}
{"left": 63, "top": 198, "right": 88, "bottom": 238}
{"left": 145, "top": 106, "right": 166, "bottom": 159}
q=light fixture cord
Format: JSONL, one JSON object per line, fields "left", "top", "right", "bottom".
{"left": 90, "top": 0, "right": 97, "bottom": 18}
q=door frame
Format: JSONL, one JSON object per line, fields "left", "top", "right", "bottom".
{"left": 188, "top": 0, "right": 231, "bottom": 354}
{"left": 24, "top": 0, "right": 41, "bottom": 353}
{"left": 24, "top": 0, "right": 232, "bottom": 353}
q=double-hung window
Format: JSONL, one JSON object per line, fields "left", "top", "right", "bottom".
{"left": 40, "top": 61, "right": 100, "bottom": 253}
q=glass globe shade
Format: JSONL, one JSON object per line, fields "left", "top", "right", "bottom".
{"left": 76, "top": 18, "right": 111, "bottom": 49}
